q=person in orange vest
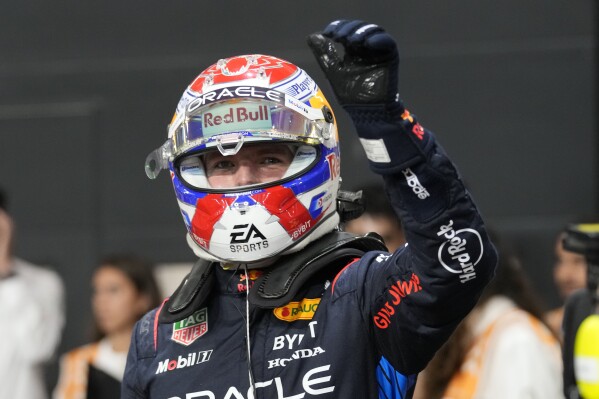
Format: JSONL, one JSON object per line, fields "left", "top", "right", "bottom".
{"left": 53, "top": 255, "right": 161, "bottom": 399}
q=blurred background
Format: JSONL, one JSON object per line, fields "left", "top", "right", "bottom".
{"left": 0, "top": 0, "right": 596, "bottom": 392}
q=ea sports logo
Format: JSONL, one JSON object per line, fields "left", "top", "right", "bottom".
{"left": 230, "top": 224, "right": 266, "bottom": 244}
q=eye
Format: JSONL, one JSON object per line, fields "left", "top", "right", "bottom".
{"left": 107, "top": 285, "right": 121, "bottom": 295}
{"left": 212, "top": 160, "right": 235, "bottom": 170}
{"left": 205, "top": 158, "right": 237, "bottom": 176}
{"left": 261, "top": 156, "right": 284, "bottom": 165}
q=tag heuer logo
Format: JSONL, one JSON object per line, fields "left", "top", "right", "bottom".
{"left": 171, "top": 308, "right": 208, "bottom": 346}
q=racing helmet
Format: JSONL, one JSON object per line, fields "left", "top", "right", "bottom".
{"left": 145, "top": 54, "right": 341, "bottom": 264}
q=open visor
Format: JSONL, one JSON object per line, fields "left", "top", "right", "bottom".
{"left": 145, "top": 88, "right": 333, "bottom": 179}
{"left": 176, "top": 143, "right": 318, "bottom": 191}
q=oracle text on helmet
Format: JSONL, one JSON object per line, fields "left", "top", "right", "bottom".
{"left": 187, "top": 86, "right": 285, "bottom": 113}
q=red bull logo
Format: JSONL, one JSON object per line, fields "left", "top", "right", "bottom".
{"left": 202, "top": 102, "right": 272, "bottom": 137}
{"left": 237, "top": 270, "right": 263, "bottom": 293}
{"left": 203, "top": 105, "right": 270, "bottom": 127}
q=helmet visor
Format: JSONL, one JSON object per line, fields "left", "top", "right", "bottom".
{"left": 177, "top": 143, "right": 318, "bottom": 191}
{"left": 145, "top": 87, "right": 332, "bottom": 180}
{"left": 172, "top": 98, "right": 328, "bottom": 155}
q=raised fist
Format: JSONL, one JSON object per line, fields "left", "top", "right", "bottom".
{"left": 307, "top": 20, "right": 400, "bottom": 105}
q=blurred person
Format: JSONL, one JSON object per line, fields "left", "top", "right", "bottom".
{"left": 413, "top": 234, "right": 562, "bottom": 399}
{"left": 546, "top": 228, "right": 588, "bottom": 339}
{"left": 558, "top": 222, "right": 599, "bottom": 399}
{"left": 122, "top": 20, "right": 497, "bottom": 398}
{"left": 53, "top": 255, "right": 162, "bottom": 399}
{"left": 344, "top": 183, "right": 406, "bottom": 252}
{"left": 0, "top": 187, "right": 65, "bottom": 399}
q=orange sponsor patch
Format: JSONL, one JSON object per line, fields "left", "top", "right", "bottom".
{"left": 273, "top": 298, "right": 321, "bottom": 322}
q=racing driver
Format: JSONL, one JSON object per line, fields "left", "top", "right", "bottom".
{"left": 122, "top": 20, "right": 498, "bottom": 399}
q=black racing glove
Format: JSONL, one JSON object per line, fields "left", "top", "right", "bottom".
{"left": 308, "top": 20, "right": 433, "bottom": 174}
{"left": 306, "top": 20, "right": 400, "bottom": 106}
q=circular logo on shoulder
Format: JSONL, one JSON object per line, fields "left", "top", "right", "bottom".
{"left": 437, "top": 228, "right": 484, "bottom": 275}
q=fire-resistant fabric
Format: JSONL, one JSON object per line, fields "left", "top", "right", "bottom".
{"left": 122, "top": 116, "right": 498, "bottom": 398}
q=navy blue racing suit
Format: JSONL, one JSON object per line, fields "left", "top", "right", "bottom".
{"left": 122, "top": 114, "right": 497, "bottom": 399}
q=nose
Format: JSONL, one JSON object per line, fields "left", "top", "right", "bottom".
{"left": 234, "top": 164, "right": 260, "bottom": 187}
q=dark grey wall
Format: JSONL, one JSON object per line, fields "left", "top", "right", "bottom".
{"left": 0, "top": 0, "right": 596, "bottom": 392}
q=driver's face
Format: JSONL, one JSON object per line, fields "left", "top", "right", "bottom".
{"left": 204, "top": 144, "right": 294, "bottom": 189}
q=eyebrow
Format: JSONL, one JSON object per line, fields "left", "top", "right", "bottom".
{"left": 205, "top": 145, "right": 292, "bottom": 160}
{"left": 252, "top": 145, "right": 292, "bottom": 156}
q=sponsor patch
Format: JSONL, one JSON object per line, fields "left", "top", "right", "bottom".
{"left": 187, "top": 86, "right": 286, "bottom": 112}
{"left": 325, "top": 153, "right": 340, "bottom": 180}
{"left": 230, "top": 223, "right": 266, "bottom": 244}
{"left": 229, "top": 223, "right": 269, "bottom": 253}
{"left": 402, "top": 168, "right": 430, "bottom": 199}
{"left": 278, "top": 70, "right": 317, "bottom": 100}
{"left": 169, "top": 364, "right": 334, "bottom": 397}
{"left": 171, "top": 308, "right": 208, "bottom": 346}
{"left": 436, "top": 220, "right": 484, "bottom": 283}
{"left": 401, "top": 109, "right": 414, "bottom": 123}
{"left": 237, "top": 270, "right": 263, "bottom": 293}
{"left": 268, "top": 347, "right": 326, "bottom": 369}
{"left": 373, "top": 273, "right": 422, "bottom": 329}
{"left": 359, "top": 137, "right": 391, "bottom": 163}
{"left": 412, "top": 123, "right": 425, "bottom": 140}
{"left": 274, "top": 298, "right": 321, "bottom": 321}
{"left": 155, "top": 350, "right": 213, "bottom": 374}
{"left": 201, "top": 103, "right": 271, "bottom": 137}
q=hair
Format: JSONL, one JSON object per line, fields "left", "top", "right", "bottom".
{"left": 0, "top": 187, "right": 7, "bottom": 212}
{"left": 90, "top": 254, "right": 163, "bottom": 341}
{"left": 418, "top": 231, "right": 550, "bottom": 399}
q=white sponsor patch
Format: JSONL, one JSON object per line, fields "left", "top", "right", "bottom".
{"left": 402, "top": 168, "right": 430, "bottom": 199}
{"left": 168, "top": 364, "right": 335, "bottom": 398}
{"left": 359, "top": 138, "right": 391, "bottom": 163}
{"left": 155, "top": 350, "right": 213, "bottom": 374}
{"left": 437, "top": 220, "right": 484, "bottom": 283}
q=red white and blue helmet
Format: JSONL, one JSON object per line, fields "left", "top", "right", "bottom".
{"left": 146, "top": 54, "right": 341, "bottom": 264}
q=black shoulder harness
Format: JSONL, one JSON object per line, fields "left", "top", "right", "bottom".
{"left": 250, "top": 231, "right": 386, "bottom": 308}
{"left": 159, "top": 231, "right": 386, "bottom": 323}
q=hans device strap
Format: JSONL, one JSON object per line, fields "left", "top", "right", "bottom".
{"left": 159, "top": 232, "right": 387, "bottom": 322}
{"left": 250, "top": 231, "right": 386, "bottom": 308}
{"left": 159, "top": 259, "right": 214, "bottom": 323}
